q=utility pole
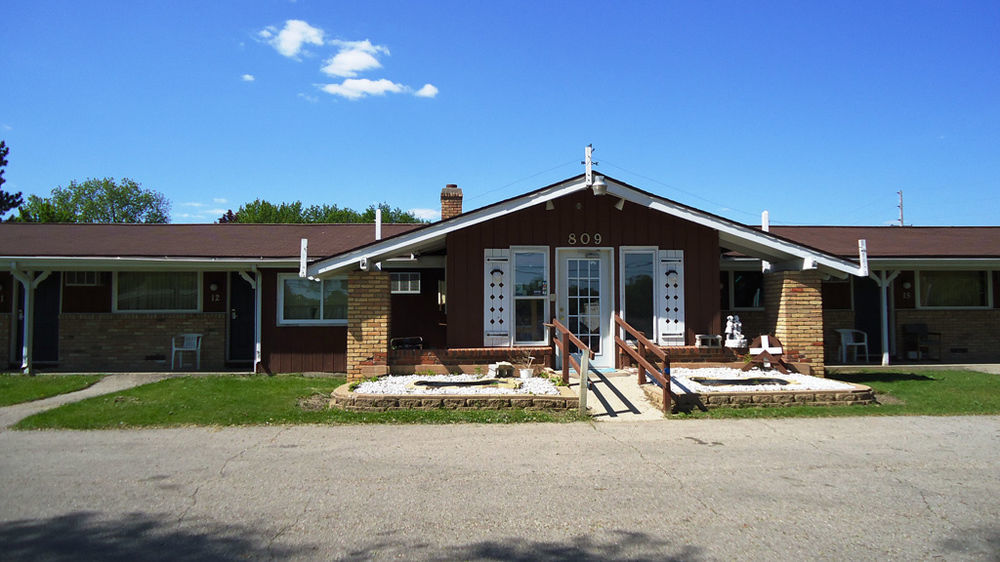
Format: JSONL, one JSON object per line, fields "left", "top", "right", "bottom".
{"left": 897, "top": 190, "right": 904, "bottom": 227}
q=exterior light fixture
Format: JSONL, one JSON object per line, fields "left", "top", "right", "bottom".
{"left": 591, "top": 175, "right": 607, "bottom": 196}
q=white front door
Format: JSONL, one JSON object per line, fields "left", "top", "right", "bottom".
{"left": 557, "top": 249, "right": 613, "bottom": 369}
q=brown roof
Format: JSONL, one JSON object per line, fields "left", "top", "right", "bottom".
{"left": 768, "top": 226, "right": 1000, "bottom": 258}
{"left": 0, "top": 223, "right": 424, "bottom": 259}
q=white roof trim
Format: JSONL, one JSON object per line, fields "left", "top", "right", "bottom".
{"left": 4, "top": 256, "right": 299, "bottom": 271}
{"left": 308, "top": 176, "right": 865, "bottom": 278}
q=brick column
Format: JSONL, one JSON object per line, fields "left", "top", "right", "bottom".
{"left": 764, "top": 270, "right": 825, "bottom": 376}
{"left": 347, "top": 270, "right": 391, "bottom": 381}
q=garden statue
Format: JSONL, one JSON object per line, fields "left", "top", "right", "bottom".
{"left": 725, "top": 314, "right": 747, "bottom": 348}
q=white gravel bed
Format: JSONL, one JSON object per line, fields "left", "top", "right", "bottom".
{"left": 669, "top": 367, "right": 856, "bottom": 394}
{"left": 353, "top": 374, "right": 560, "bottom": 396}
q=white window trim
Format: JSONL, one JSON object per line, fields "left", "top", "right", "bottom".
{"left": 511, "top": 246, "right": 550, "bottom": 346}
{"left": 390, "top": 272, "right": 421, "bottom": 294}
{"left": 721, "top": 269, "right": 765, "bottom": 311}
{"left": 276, "top": 273, "right": 348, "bottom": 326}
{"left": 619, "top": 246, "right": 658, "bottom": 336}
{"left": 914, "top": 269, "right": 993, "bottom": 310}
{"left": 112, "top": 271, "right": 202, "bottom": 314}
{"left": 65, "top": 271, "right": 100, "bottom": 286}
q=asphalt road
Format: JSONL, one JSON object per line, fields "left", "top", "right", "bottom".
{"left": 1, "top": 416, "right": 998, "bottom": 561}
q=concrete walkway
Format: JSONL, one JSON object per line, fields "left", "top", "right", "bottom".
{"left": 570, "top": 369, "right": 665, "bottom": 421}
{"left": 0, "top": 374, "right": 176, "bottom": 429}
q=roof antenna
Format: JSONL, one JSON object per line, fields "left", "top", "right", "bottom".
{"left": 583, "top": 144, "right": 607, "bottom": 195}
{"left": 897, "top": 189, "right": 904, "bottom": 227}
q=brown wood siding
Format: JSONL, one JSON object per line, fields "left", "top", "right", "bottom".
{"left": 62, "top": 272, "right": 112, "bottom": 313}
{"left": 260, "top": 268, "right": 346, "bottom": 373}
{"left": 203, "top": 272, "right": 227, "bottom": 313}
{"left": 389, "top": 268, "right": 447, "bottom": 348}
{"left": 894, "top": 271, "right": 916, "bottom": 309}
{"left": 446, "top": 190, "right": 720, "bottom": 347}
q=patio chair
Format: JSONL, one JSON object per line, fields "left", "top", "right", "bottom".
{"left": 171, "top": 333, "right": 202, "bottom": 370}
{"left": 835, "top": 329, "right": 869, "bottom": 363}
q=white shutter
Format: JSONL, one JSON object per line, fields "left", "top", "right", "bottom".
{"left": 656, "top": 250, "right": 685, "bottom": 346}
{"left": 483, "top": 249, "right": 512, "bottom": 347}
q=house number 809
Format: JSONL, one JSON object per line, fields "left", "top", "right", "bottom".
{"left": 568, "top": 233, "right": 602, "bottom": 245}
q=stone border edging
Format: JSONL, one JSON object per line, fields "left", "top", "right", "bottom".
{"left": 330, "top": 383, "right": 580, "bottom": 412}
{"left": 645, "top": 382, "right": 876, "bottom": 412}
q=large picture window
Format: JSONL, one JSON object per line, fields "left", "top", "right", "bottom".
{"left": 720, "top": 270, "right": 763, "bottom": 310}
{"left": 278, "top": 274, "right": 347, "bottom": 325}
{"left": 622, "top": 250, "right": 655, "bottom": 341}
{"left": 115, "top": 272, "right": 199, "bottom": 312}
{"left": 512, "top": 249, "right": 548, "bottom": 344}
{"left": 917, "top": 271, "right": 989, "bottom": 308}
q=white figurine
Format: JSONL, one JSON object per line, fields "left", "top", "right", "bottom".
{"left": 725, "top": 314, "right": 747, "bottom": 348}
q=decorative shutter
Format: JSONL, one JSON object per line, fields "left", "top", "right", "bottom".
{"left": 656, "top": 250, "right": 685, "bottom": 346}
{"left": 484, "top": 249, "right": 512, "bottom": 347}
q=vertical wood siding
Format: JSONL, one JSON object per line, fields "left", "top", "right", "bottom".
{"left": 446, "top": 190, "right": 720, "bottom": 347}
{"left": 260, "top": 268, "right": 346, "bottom": 373}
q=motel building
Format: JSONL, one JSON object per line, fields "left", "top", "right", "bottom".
{"left": 2, "top": 167, "right": 999, "bottom": 378}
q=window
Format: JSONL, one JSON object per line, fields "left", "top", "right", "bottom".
{"left": 512, "top": 249, "right": 548, "bottom": 344}
{"left": 278, "top": 274, "right": 347, "bottom": 325}
{"left": 390, "top": 272, "right": 421, "bottom": 294}
{"left": 622, "top": 250, "right": 655, "bottom": 341}
{"left": 917, "top": 271, "right": 989, "bottom": 308}
{"left": 115, "top": 272, "right": 199, "bottom": 312}
{"left": 66, "top": 271, "right": 99, "bottom": 286}
{"left": 720, "top": 270, "right": 763, "bottom": 310}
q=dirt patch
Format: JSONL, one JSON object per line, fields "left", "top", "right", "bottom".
{"left": 875, "top": 392, "right": 905, "bottom": 405}
{"left": 297, "top": 393, "right": 330, "bottom": 412}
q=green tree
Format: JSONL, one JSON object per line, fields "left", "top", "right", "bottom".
{"left": 220, "top": 200, "right": 425, "bottom": 223}
{"left": 18, "top": 177, "right": 170, "bottom": 223}
{"left": 0, "top": 140, "right": 24, "bottom": 218}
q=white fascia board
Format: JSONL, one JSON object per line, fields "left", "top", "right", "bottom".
{"left": 4, "top": 256, "right": 298, "bottom": 271}
{"left": 604, "top": 181, "right": 864, "bottom": 277}
{"left": 308, "top": 178, "right": 589, "bottom": 277}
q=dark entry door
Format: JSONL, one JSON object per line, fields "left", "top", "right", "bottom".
{"left": 228, "top": 272, "right": 255, "bottom": 363}
{"left": 16, "top": 273, "right": 61, "bottom": 364}
{"left": 853, "top": 277, "right": 882, "bottom": 358}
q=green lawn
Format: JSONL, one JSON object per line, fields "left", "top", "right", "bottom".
{"left": 14, "top": 375, "right": 588, "bottom": 429}
{"left": 0, "top": 374, "right": 105, "bottom": 407}
{"left": 671, "top": 370, "right": 1000, "bottom": 419}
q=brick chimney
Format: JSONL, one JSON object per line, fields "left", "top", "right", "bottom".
{"left": 440, "top": 184, "right": 463, "bottom": 220}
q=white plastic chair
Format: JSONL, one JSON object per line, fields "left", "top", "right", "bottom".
{"left": 171, "top": 333, "right": 203, "bottom": 370}
{"left": 835, "top": 329, "right": 869, "bottom": 363}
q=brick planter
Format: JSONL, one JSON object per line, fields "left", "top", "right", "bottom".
{"left": 646, "top": 382, "right": 876, "bottom": 413}
{"left": 330, "top": 383, "right": 580, "bottom": 412}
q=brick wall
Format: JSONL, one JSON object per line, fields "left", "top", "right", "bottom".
{"left": 389, "top": 346, "right": 553, "bottom": 374}
{"left": 347, "top": 271, "right": 391, "bottom": 381}
{"left": 58, "top": 313, "right": 226, "bottom": 372}
{"left": 0, "top": 313, "right": 9, "bottom": 368}
{"left": 895, "top": 309, "right": 1000, "bottom": 362}
{"left": 764, "top": 271, "right": 825, "bottom": 376}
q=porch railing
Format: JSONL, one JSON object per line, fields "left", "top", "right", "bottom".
{"left": 545, "top": 318, "right": 595, "bottom": 413}
{"left": 613, "top": 313, "right": 673, "bottom": 413}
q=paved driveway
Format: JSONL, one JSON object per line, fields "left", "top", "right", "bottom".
{"left": 1, "top": 416, "right": 998, "bottom": 560}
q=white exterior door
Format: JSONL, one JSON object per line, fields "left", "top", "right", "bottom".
{"left": 557, "top": 249, "right": 613, "bottom": 368}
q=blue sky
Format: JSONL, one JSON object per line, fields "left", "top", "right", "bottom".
{"left": 2, "top": 1, "right": 998, "bottom": 225}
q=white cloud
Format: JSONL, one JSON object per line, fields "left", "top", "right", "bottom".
{"left": 241, "top": 74, "right": 255, "bottom": 82}
{"left": 208, "top": 208, "right": 227, "bottom": 215}
{"left": 321, "top": 78, "right": 404, "bottom": 100}
{"left": 297, "top": 92, "right": 319, "bottom": 103}
{"left": 182, "top": 202, "right": 206, "bottom": 208}
{"left": 213, "top": 198, "right": 228, "bottom": 204}
{"left": 321, "top": 39, "right": 389, "bottom": 77}
{"left": 258, "top": 27, "right": 275, "bottom": 39}
{"left": 1, "top": 124, "right": 11, "bottom": 131}
{"left": 265, "top": 20, "right": 324, "bottom": 58}
{"left": 414, "top": 84, "right": 438, "bottom": 98}
{"left": 408, "top": 208, "right": 440, "bottom": 221}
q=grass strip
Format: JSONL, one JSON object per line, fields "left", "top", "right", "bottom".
{"left": 14, "top": 375, "right": 587, "bottom": 429}
{"left": 0, "top": 374, "right": 104, "bottom": 407}
{"left": 671, "top": 370, "right": 1000, "bottom": 419}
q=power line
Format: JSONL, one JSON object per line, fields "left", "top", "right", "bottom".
{"left": 464, "top": 160, "right": 578, "bottom": 203}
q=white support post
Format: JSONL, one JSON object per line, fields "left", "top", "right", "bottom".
{"left": 874, "top": 270, "right": 900, "bottom": 366}
{"left": 299, "top": 239, "right": 308, "bottom": 278}
{"left": 10, "top": 269, "right": 34, "bottom": 375}
{"left": 253, "top": 268, "right": 263, "bottom": 374}
{"left": 578, "top": 350, "right": 589, "bottom": 413}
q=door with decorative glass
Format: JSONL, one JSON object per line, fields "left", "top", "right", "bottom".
{"left": 557, "top": 249, "right": 612, "bottom": 368}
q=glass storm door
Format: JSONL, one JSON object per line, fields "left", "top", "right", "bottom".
{"left": 558, "top": 250, "right": 612, "bottom": 368}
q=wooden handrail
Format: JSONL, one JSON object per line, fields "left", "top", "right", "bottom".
{"left": 545, "top": 319, "right": 594, "bottom": 384}
{"left": 613, "top": 313, "right": 672, "bottom": 413}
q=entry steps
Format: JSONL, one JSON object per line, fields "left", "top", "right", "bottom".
{"left": 567, "top": 367, "right": 664, "bottom": 421}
